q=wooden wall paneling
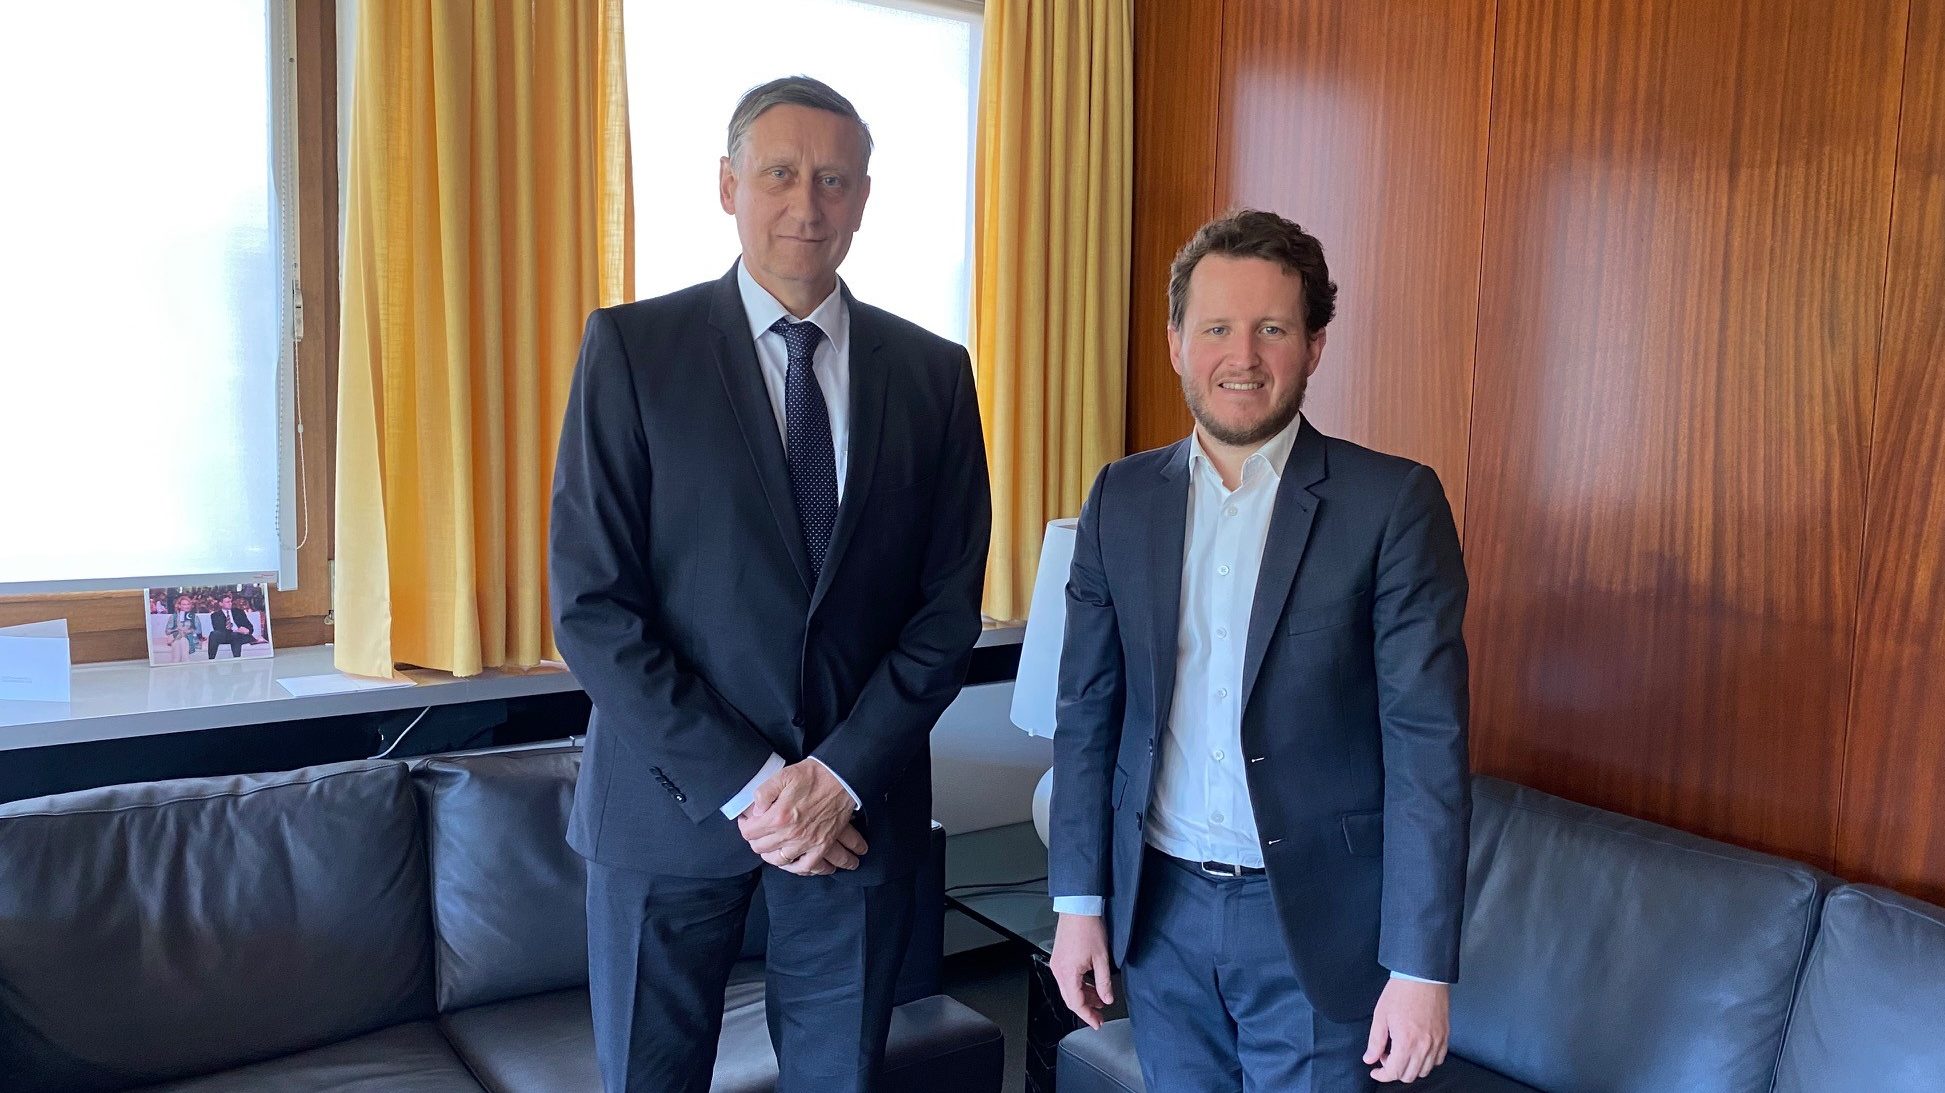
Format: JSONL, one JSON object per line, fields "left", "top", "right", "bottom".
{"left": 1836, "top": 0, "right": 1945, "bottom": 902}
{"left": 1461, "top": 0, "right": 1908, "bottom": 865}
{"left": 1126, "top": 0, "right": 1225, "bottom": 454}
{"left": 1216, "top": 0, "right": 1496, "bottom": 528}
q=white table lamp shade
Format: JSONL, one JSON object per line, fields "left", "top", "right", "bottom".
{"left": 1010, "top": 519, "right": 1078, "bottom": 739}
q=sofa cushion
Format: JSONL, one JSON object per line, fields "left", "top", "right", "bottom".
{"left": 1449, "top": 776, "right": 1832, "bottom": 1093}
{"left": 1773, "top": 884, "right": 1945, "bottom": 1092}
{"left": 130, "top": 1020, "right": 484, "bottom": 1092}
{"left": 0, "top": 761, "right": 435, "bottom": 1093}
{"left": 437, "top": 961, "right": 764, "bottom": 1091}
{"left": 414, "top": 747, "right": 821, "bottom": 1015}
{"left": 439, "top": 968, "right": 1002, "bottom": 1092}
{"left": 414, "top": 748, "right": 593, "bottom": 1011}
{"left": 1056, "top": 1021, "right": 1143, "bottom": 1093}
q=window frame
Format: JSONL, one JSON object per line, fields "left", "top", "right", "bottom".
{"left": 0, "top": 0, "right": 340, "bottom": 663}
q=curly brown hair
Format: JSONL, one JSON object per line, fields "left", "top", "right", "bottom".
{"left": 1167, "top": 209, "right": 1337, "bottom": 335}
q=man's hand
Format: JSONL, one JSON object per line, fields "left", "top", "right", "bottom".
{"left": 1365, "top": 978, "right": 1449, "bottom": 1083}
{"left": 737, "top": 761, "right": 861, "bottom": 876}
{"left": 1049, "top": 913, "right": 1116, "bottom": 1030}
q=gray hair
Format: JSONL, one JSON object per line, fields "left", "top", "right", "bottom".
{"left": 726, "top": 76, "right": 874, "bottom": 169}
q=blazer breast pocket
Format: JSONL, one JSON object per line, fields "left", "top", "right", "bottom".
{"left": 1285, "top": 591, "right": 1368, "bottom": 636}
{"left": 1340, "top": 809, "right": 1384, "bottom": 857}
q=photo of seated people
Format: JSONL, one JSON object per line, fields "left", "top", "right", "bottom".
{"left": 145, "top": 584, "right": 275, "bottom": 667}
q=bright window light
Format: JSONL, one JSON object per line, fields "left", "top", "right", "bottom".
{"left": 0, "top": 1, "right": 296, "bottom": 594}
{"left": 624, "top": 0, "right": 980, "bottom": 343}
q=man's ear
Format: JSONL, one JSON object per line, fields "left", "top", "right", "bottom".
{"left": 719, "top": 156, "right": 737, "bottom": 215}
{"left": 1167, "top": 325, "right": 1184, "bottom": 379}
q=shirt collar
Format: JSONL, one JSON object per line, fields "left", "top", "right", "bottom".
{"left": 737, "top": 258, "right": 848, "bottom": 348}
{"left": 1188, "top": 412, "right": 1306, "bottom": 485}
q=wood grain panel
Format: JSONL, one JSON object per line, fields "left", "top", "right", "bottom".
{"left": 1837, "top": 0, "right": 1945, "bottom": 901}
{"left": 1462, "top": 0, "right": 1907, "bottom": 864}
{"left": 1125, "top": 0, "right": 1224, "bottom": 454}
{"left": 1217, "top": 0, "right": 1495, "bottom": 527}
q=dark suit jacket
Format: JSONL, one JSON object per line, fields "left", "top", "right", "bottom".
{"left": 550, "top": 265, "right": 991, "bottom": 886}
{"left": 1049, "top": 419, "right": 1470, "bottom": 1022}
{"left": 208, "top": 608, "right": 253, "bottom": 637}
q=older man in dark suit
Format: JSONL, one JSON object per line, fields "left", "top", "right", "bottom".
{"left": 1048, "top": 210, "right": 1471, "bottom": 1091}
{"left": 550, "top": 76, "right": 990, "bottom": 1093}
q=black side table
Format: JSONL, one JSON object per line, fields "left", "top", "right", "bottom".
{"left": 946, "top": 822, "right": 1125, "bottom": 1093}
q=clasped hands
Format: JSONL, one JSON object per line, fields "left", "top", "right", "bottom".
{"left": 736, "top": 759, "right": 866, "bottom": 877}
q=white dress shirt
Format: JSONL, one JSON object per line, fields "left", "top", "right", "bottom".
{"left": 1052, "top": 414, "right": 1438, "bottom": 983}
{"left": 718, "top": 259, "right": 860, "bottom": 819}
{"left": 736, "top": 258, "right": 851, "bottom": 501}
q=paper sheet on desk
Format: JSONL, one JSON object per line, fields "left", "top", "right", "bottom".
{"left": 279, "top": 672, "right": 416, "bottom": 697}
{"left": 0, "top": 619, "right": 71, "bottom": 702}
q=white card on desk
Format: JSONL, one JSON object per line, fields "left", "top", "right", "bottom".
{"left": 0, "top": 619, "right": 72, "bottom": 703}
{"left": 278, "top": 672, "right": 416, "bottom": 697}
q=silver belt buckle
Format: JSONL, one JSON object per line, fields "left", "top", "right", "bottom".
{"left": 1201, "top": 860, "right": 1242, "bottom": 878}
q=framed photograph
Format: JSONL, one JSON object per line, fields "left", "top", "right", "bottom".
{"left": 144, "top": 583, "right": 276, "bottom": 667}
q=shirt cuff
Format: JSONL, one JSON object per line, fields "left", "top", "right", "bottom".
{"left": 720, "top": 752, "right": 787, "bottom": 819}
{"left": 1387, "top": 970, "right": 1449, "bottom": 985}
{"left": 808, "top": 756, "right": 863, "bottom": 810}
{"left": 1053, "top": 896, "right": 1106, "bottom": 916}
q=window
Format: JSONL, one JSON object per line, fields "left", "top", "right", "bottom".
{"left": 0, "top": 1, "right": 302, "bottom": 595}
{"left": 624, "top": 0, "right": 981, "bottom": 343}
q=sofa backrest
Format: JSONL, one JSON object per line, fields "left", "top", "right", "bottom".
{"left": 1449, "top": 776, "right": 1832, "bottom": 1093}
{"left": 0, "top": 760, "right": 435, "bottom": 1093}
{"left": 413, "top": 746, "right": 597, "bottom": 1012}
{"left": 1773, "top": 884, "right": 1945, "bottom": 1092}
{"left": 413, "top": 746, "right": 945, "bottom": 1013}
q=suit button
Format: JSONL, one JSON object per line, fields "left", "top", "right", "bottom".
{"left": 650, "top": 766, "right": 662, "bottom": 775}
{"left": 1134, "top": 812, "right": 1143, "bottom": 829}
{"left": 674, "top": 793, "right": 687, "bottom": 803}
{"left": 791, "top": 714, "right": 804, "bottom": 728}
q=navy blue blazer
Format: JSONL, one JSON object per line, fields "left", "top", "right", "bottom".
{"left": 1049, "top": 419, "right": 1470, "bottom": 1022}
{"left": 549, "top": 265, "right": 991, "bottom": 885}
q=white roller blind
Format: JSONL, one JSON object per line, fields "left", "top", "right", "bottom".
{"left": 0, "top": 1, "right": 297, "bottom": 595}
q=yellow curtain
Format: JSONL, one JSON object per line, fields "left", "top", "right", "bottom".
{"left": 973, "top": 0, "right": 1132, "bottom": 622}
{"left": 335, "top": 0, "right": 633, "bottom": 678}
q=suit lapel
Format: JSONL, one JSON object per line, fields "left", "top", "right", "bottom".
{"left": 1148, "top": 441, "right": 1192, "bottom": 732}
{"left": 808, "top": 290, "right": 887, "bottom": 617}
{"left": 706, "top": 266, "right": 813, "bottom": 593}
{"left": 1240, "top": 420, "right": 1329, "bottom": 713}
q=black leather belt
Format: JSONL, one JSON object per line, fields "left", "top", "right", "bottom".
{"left": 1198, "top": 859, "right": 1266, "bottom": 877}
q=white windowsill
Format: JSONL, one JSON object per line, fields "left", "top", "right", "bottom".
{"left": 0, "top": 645, "right": 578, "bottom": 753}
{"left": 0, "top": 622, "right": 1026, "bottom": 753}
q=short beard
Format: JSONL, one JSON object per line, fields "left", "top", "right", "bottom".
{"left": 1183, "top": 373, "right": 1306, "bottom": 448}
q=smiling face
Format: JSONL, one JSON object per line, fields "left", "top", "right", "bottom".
{"left": 1168, "top": 254, "right": 1327, "bottom": 449}
{"left": 719, "top": 103, "right": 871, "bottom": 313}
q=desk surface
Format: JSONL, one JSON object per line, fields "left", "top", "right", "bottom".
{"left": 0, "top": 645, "right": 578, "bottom": 752}
{"left": 946, "top": 820, "right": 1055, "bottom": 955}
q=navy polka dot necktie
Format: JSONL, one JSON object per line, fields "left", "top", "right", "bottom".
{"left": 771, "top": 317, "right": 838, "bottom": 584}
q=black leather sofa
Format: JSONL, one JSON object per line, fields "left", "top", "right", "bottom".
{"left": 1058, "top": 775, "right": 1945, "bottom": 1093}
{"left": 0, "top": 746, "right": 1004, "bottom": 1092}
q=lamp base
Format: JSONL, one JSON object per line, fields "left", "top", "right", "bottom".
{"left": 1031, "top": 766, "right": 1054, "bottom": 847}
